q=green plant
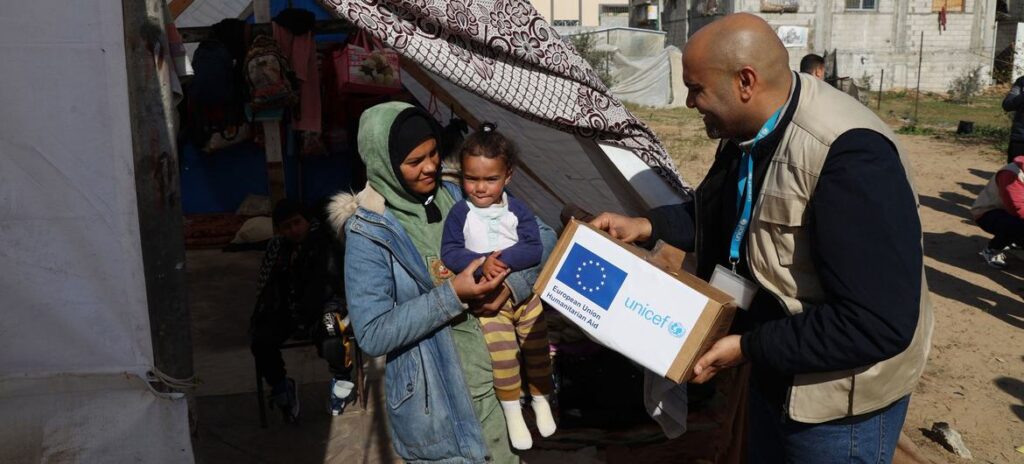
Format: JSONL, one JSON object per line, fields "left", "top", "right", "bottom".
{"left": 993, "top": 45, "right": 1015, "bottom": 84}
{"left": 570, "top": 33, "right": 616, "bottom": 88}
{"left": 896, "top": 124, "right": 936, "bottom": 136}
{"left": 970, "top": 124, "right": 1010, "bottom": 140}
{"left": 947, "top": 66, "right": 984, "bottom": 104}
{"left": 856, "top": 71, "right": 873, "bottom": 93}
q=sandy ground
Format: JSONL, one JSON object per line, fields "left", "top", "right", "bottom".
{"left": 186, "top": 132, "right": 1024, "bottom": 463}
{"left": 894, "top": 135, "right": 1024, "bottom": 463}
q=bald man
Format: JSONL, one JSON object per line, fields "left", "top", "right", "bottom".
{"left": 591, "top": 14, "right": 932, "bottom": 462}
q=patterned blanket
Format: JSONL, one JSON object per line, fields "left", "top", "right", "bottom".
{"left": 317, "top": 0, "right": 692, "bottom": 198}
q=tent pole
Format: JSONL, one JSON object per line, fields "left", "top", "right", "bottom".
{"left": 121, "top": 0, "right": 194, "bottom": 381}
{"left": 578, "top": 0, "right": 583, "bottom": 30}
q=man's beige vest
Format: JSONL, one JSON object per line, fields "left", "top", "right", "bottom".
{"left": 970, "top": 163, "right": 1024, "bottom": 218}
{"left": 745, "top": 73, "right": 934, "bottom": 423}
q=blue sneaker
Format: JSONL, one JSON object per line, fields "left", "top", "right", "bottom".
{"left": 328, "top": 378, "right": 354, "bottom": 416}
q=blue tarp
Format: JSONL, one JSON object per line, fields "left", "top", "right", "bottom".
{"left": 247, "top": 0, "right": 347, "bottom": 43}
{"left": 180, "top": 137, "right": 359, "bottom": 214}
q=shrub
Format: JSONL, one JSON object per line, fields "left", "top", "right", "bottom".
{"left": 947, "top": 66, "right": 984, "bottom": 104}
{"left": 569, "top": 33, "right": 616, "bottom": 88}
{"left": 856, "top": 71, "right": 873, "bottom": 93}
{"left": 896, "top": 124, "right": 936, "bottom": 136}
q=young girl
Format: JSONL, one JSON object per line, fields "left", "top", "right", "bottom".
{"left": 440, "top": 123, "right": 557, "bottom": 450}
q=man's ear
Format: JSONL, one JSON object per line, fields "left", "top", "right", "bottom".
{"left": 504, "top": 168, "right": 513, "bottom": 186}
{"left": 738, "top": 66, "right": 757, "bottom": 102}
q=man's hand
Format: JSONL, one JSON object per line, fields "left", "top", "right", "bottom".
{"left": 590, "top": 212, "right": 653, "bottom": 244}
{"left": 482, "top": 251, "right": 509, "bottom": 281}
{"left": 692, "top": 335, "right": 746, "bottom": 384}
{"left": 452, "top": 257, "right": 508, "bottom": 302}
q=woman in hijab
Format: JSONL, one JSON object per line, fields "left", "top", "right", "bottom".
{"left": 329, "top": 102, "right": 554, "bottom": 463}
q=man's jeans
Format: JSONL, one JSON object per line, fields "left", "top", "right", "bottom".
{"left": 748, "top": 385, "right": 910, "bottom": 463}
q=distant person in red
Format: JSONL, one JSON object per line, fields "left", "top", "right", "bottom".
{"left": 972, "top": 155, "right": 1024, "bottom": 268}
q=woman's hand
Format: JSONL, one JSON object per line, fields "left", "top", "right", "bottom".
{"left": 452, "top": 257, "right": 509, "bottom": 302}
{"left": 470, "top": 283, "right": 511, "bottom": 317}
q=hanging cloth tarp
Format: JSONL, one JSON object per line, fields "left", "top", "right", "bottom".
{"left": 316, "top": 0, "right": 691, "bottom": 197}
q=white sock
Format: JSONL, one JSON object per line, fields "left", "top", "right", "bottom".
{"left": 531, "top": 395, "right": 557, "bottom": 437}
{"left": 332, "top": 380, "right": 354, "bottom": 399}
{"left": 500, "top": 400, "right": 533, "bottom": 450}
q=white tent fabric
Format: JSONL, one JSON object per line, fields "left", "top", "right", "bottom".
{"left": 0, "top": 2, "right": 193, "bottom": 462}
{"left": 601, "top": 144, "right": 686, "bottom": 208}
{"left": 609, "top": 46, "right": 687, "bottom": 108}
{"left": 590, "top": 27, "right": 667, "bottom": 58}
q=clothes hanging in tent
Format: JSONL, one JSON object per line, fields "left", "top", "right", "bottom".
{"left": 273, "top": 13, "right": 321, "bottom": 133}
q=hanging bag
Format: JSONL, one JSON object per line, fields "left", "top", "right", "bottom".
{"left": 332, "top": 31, "right": 401, "bottom": 95}
{"left": 245, "top": 34, "right": 298, "bottom": 113}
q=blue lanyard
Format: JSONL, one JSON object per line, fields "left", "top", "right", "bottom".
{"left": 729, "top": 108, "right": 783, "bottom": 269}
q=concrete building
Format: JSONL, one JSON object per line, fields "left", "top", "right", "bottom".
{"left": 633, "top": 0, "right": 999, "bottom": 92}
{"left": 529, "top": 0, "right": 631, "bottom": 28}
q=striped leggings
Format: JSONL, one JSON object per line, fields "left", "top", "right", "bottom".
{"left": 480, "top": 296, "right": 554, "bottom": 402}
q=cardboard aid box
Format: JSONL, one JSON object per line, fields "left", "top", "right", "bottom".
{"left": 535, "top": 220, "right": 737, "bottom": 383}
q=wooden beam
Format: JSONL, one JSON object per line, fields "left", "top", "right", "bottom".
{"left": 178, "top": 19, "right": 354, "bottom": 43}
{"left": 168, "top": 0, "right": 195, "bottom": 20}
{"left": 253, "top": 0, "right": 270, "bottom": 22}
{"left": 263, "top": 122, "right": 286, "bottom": 206}
{"left": 238, "top": 2, "right": 254, "bottom": 21}
{"left": 398, "top": 55, "right": 481, "bottom": 127}
{"left": 121, "top": 0, "right": 194, "bottom": 381}
{"left": 251, "top": 0, "right": 288, "bottom": 204}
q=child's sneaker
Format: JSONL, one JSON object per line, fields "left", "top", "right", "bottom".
{"left": 328, "top": 378, "right": 354, "bottom": 416}
{"left": 979, "top": 248, "right": 1009, "bottom": 269}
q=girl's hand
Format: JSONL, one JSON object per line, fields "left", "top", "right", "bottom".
{"left": 452, "top": 257, "right": 509, "bottom": 302}
{"left": 483, "top": 251, "right": 509, "bottom": 281}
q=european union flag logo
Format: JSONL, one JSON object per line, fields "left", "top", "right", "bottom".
{"left": 555, "top": 244, "right": 628, "bottom": 310}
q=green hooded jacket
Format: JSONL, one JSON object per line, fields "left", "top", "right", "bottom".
{"left": 358, "top": 101, "right": 516, "bottom": 463}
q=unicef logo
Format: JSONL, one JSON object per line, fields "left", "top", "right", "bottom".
{"left": 668, "top": 322, "right": 687, "bottom": 338}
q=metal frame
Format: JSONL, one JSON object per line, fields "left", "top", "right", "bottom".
{"left": 121, "top": 0, "right": 195, "bottom": 383}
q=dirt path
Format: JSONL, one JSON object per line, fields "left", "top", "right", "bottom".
{"left": 645, "top": 107, "right": 1024, "bottom": 461}
{"left": 896, "top": 135, "right": 1024, "bottom": 463}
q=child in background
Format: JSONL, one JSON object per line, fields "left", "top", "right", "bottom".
{"left": 440, "top": 123, "right": 556, "bottom": 450}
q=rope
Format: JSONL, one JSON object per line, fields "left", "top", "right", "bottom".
{"left": 142, "top": 367, "right": 200, "bottom": 400}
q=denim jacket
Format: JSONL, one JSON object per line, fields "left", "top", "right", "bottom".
{"left": 329, "top": 182, "right": 555, "bottom": 463}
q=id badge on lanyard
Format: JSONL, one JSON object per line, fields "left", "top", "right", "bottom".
{"left": 710, "top": 108, "right": 781, "bottom": 310}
